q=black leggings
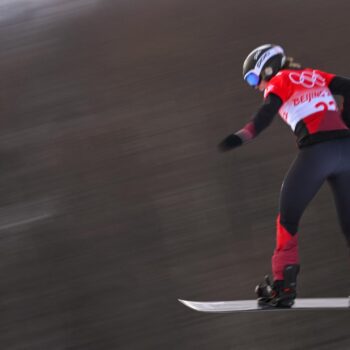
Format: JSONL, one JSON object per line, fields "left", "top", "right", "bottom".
{"left": 272, "top": 137, "right": 350, "bottom": 280}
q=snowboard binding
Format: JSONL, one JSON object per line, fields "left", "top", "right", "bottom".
{"left": 255, "top": 264, "right": 300, "bottom": 309}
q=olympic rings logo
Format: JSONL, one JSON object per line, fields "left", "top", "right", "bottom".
{"left": 289, "top": 71, "right": 326, "bottom": 88}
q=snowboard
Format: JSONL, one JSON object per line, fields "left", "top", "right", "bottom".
{"left": 178, "top": 297, "right": 350, "bottom": 313}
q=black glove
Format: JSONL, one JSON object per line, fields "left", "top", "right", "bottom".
{"left": 218, "top": 134, "right": 243, "bottom": 152}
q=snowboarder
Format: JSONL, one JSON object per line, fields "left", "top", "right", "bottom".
{"left": 219, "top": 44, "right": 350, "bottom": 308}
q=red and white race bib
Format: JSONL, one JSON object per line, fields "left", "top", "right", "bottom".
{"left": 264, "top": 69, "right": 337, "bottom": 131}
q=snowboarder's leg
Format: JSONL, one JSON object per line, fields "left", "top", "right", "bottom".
{"left": 256, "top": 140, "right": 350, "bottom": 307}
{"left": 272, "top": 148, "right": 328, "bottom": 281}
{"left": 328, "top": 170, "right": 350, "bottom": 247}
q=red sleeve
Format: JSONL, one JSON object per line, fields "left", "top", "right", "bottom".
{"left": 314, "top": 69, "right": 336, "bottom": 86}
{"left": 264, "top": 73, "right": 291, "bottom": 103}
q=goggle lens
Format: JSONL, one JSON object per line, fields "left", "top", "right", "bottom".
{"left": 245, "top": 73, "right": 260, "bottom": 87}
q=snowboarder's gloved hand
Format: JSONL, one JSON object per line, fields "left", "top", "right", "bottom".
{"left": 218, "top": 134, "right": 242, "bottom": 152}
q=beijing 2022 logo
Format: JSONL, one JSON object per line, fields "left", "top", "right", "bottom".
{"left": 289, "top": 71, "right": 326, "bottom": 88}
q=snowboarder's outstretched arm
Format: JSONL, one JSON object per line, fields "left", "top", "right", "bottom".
{"left": 218, "top": 93, "right": 283, "bottom": 152}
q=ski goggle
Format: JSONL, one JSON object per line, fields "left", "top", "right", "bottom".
{"left": 243, "top": 46, "right": 285, "bottom": 87}
{"left": 244, "top": 72, "right": 260, "bottom": 87}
